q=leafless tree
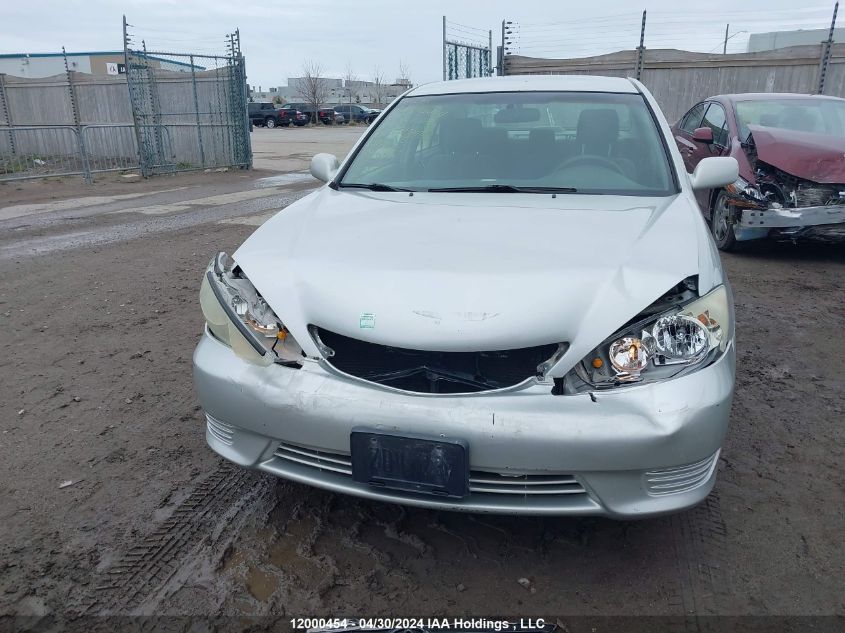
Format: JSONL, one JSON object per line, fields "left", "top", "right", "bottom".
{"left": 344, "top": 62, "right": 357, "bottom": 87}
{"left": 371, "top": 66, "right": 387, "bottom": 107}
{"left": 299, "top": 60, "right": 329, "bottom": 124}
{"left": 398, "top": 60, "right": 412, "bottom": 87}
{"left": 343, "top": 62, "right": 358, "bottom": 113}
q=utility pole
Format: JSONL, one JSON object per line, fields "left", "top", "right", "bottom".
{"left": 723, "top": 23, "right": 730, "bottom": 54}
{"left": 818, "top": 1, "right": 839, "bottom": 94}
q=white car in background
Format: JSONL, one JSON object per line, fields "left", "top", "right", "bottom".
{"left": 194, "top": 75, "right": 738, "bottom": 518}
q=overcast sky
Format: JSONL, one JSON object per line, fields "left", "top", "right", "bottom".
{"left": 1, "top": 1, "right": 838, "bottom": 88}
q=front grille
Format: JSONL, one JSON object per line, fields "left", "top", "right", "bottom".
{"left": 273, "top": 441, "right": 586, "bottom": 498}
{"left": 467, "top": 472, "right": 585, "bottom": 496}
{"left": 643, "top": 451, "right": 719, "bottom": 496}
{"left": 275, "top": 442, "right": 353, "bottom": 476}
{"left": 314, "top": 327, "right": 559, "bottom": 394}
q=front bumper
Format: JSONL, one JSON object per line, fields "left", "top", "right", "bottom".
{"left": 193, "top": 329, "right": 735, "bottom": 518}
{"left": 736, "top": 204, "right": 845, "bottom": 242}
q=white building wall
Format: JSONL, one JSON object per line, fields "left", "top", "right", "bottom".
{"left": 747, "top": 28, "right": 845, "bottom": 52}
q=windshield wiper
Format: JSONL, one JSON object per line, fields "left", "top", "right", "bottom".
{"left": 337, "top": 182, "right": 411, "bottom": 192}
{"left": 427, "top": 184, "right": 577, "bottom": 193}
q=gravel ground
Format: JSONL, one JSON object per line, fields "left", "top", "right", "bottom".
{"left": 0, "top": 162, "right": 842, "bottom": 630}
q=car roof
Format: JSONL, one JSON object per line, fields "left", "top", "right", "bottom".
{"left": 709, "top": 92, "right": 845, "bottom": 103}
{"left": 407, "top": 75, "right": 639, "bottom": 97}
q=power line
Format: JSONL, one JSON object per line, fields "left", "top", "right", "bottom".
{"left": 445, "top": 19, "right": 489, "bottom": 33}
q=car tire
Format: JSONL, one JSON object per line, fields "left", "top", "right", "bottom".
{"left": 265, "top": 117, "right": 276, "bottom": 129}
{"left": 711, "top": 190, "right": 739, "bottom": 252}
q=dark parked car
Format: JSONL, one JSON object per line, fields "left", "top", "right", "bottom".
{"left": 334, "top": 104, "right": 380, "bottom": 124}
{"left": 281, "top": 103, "right": 318, "bottom": 124}
{"left": 248, "top": 102, "right": 305, "bottom": 128}
{"left": 317, "top": 107, "right": 345, "bottom": 125}
{"left": 672, "top": 93, "right": 845, "bottom": 250}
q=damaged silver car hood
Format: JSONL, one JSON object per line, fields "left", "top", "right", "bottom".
{"left": 233, "top": 187, "right": 721, "bottom": 376}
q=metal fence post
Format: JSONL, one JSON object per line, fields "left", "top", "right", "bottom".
{"left": 818, "top": 1, "right": 839, "bottom": 94}
{"left": 635, "top": 10, "right": 647, "bottom": 81}
{"left": 442, "top": 16, "right": 447, "bottom": 81}
{"left": 239, "top": 53, "right": 252, "bottom": 169}
{"left": 63, "top": 48, "right": 92, "bottom": 183}
{"left": 0, "top": 73, "right": 15, "bottom": 155}
{"left": 488, "top": 30, "right": 493, "bottom": 76}
{"left": 189, "top": 55, "right": 206, "bottom": 167}
{"left": 501, "top": 21, "right": 511, "bottom": 76}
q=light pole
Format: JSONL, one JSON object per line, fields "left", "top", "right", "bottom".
{"left": 723, "top": 26, "right": 748, "bottom": 54}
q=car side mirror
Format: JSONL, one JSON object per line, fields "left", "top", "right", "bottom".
{"left": 310, "top": 153, "right": 340, "bottom": 183}
{"left": 692, "top": 127, "right": 714, "bottom": 144}
{"left": 690, "top": 156, "right": 738, "bottom": 191}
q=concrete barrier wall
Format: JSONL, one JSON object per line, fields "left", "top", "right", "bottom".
{"left": 503, "top": 43, "right": 845, "bottom": 122}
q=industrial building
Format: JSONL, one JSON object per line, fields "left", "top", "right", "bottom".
{"left": 0, "top": 51, "right": 199, "bottom": 78}
{"left": 250, "top": 77, "right": 412, "bottom": 107}
{"left": 747, "top": 28, "right": 845, "bottom": 52}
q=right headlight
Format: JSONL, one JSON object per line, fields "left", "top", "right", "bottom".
{"left": 200, "top": 252, "right": 303, "bottom": 366}
{"left": 572, "top": 284, "right": 732, "bottom": 390}
{"left": 725, "top": 177, "right": 766, "bottom": 208}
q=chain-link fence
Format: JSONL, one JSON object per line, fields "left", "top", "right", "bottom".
{"left": 0, "top": 19, "right": 251, "bottom": 183}
{"left": 442, "top": 17, "right": 493, "bottom": 80}
{"left": 123, "top": 19, "right": 251, "bottom": 177}
{"left": 498, "top": 5, "right": 843, "bottom": 122}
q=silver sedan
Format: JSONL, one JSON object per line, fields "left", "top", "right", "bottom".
{"left": 193, "top": 75, "right": 739, "bottom": 518}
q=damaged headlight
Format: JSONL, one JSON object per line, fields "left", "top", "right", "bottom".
{"left": 572, "top": 285, "right": 732, "bottom": 389}
{"left": 725, "top": 177, "right": 766, "bottom": 208}
{"left": 200, "top": 252, "right": 302, "bottom": 366}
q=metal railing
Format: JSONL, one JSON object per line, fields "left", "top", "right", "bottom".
{"left": 0, "top": 126, "right": 89, "bottom": 181}
{"left": 81, "top": 124, "right": 141, "bottom": 175}
{"left": 0, "top": 123, "right": 178, "bottom": 182}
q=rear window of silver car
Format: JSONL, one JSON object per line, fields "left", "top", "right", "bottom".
{"left": 340, "top": 91, "right": 677, "bottom": 196}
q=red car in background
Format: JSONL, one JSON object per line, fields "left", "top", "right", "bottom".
{"left": 671, "top": 93, "right": 845, "bottom": 250}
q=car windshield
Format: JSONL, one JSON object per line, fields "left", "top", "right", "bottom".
{"left": 736, "top": 98, "right": 845, "bottom": 141}
{"left": 339, "top": 91, "right": 676, "bottom": 195}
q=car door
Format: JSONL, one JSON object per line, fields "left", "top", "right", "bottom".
{"left": 695, "top": 102, "right": 729, "bottom": 162}
{"left": 691, "top": 103, "right": 730, "bottom": 211}
{"left": 675, "top": 102, "right": 731, "bottom": 210}
{"left": 674, "top": 102, "right": 707, "bottom": 173}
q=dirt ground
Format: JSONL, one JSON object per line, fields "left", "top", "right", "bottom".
{"left": 0, "top": 129, "right": 843, "bottom": 631}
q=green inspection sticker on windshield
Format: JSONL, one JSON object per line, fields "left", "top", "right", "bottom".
{"left": 359, "top": 313, "right": 375, "bottom": 329}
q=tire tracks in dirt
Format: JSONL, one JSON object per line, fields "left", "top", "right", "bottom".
{"left": 80, "top": 461, "right": 272, "bottom": 615}
{"left": 670, "top": 492, "right": 735, "bottom": 631}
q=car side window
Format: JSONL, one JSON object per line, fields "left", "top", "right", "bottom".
{"left": 700, "top": 103, "right": 728, "bottom": 146}
{"left": 680, "top": 103, "right": 706, "bottom": 134}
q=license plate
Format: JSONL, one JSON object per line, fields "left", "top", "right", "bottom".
{"left": 350, "top": 430, "right": 469, "bottom": 498}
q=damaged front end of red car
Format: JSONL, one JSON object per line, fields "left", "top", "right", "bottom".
{"left": 724, "top": 125, "right": 845, "bottom": 244}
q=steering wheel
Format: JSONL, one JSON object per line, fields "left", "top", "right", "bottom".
{"left": 556, "top": 154, "right": 625, "bottom": 175}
